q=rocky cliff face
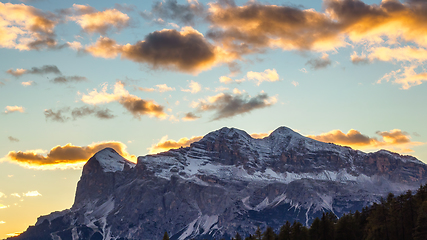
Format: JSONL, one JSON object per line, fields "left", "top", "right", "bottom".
{"left": 12, "top": 127, "right": 427, "bottom": 240}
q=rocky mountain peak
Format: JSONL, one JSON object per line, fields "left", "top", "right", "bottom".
{"left": 82, "top": 147, "right": 135, "bottom": 175}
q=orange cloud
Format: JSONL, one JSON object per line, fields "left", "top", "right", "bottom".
{"left": 68, "top": 5, "right": 129, "bottom": 34}
{"left": 307, "top": 129, "right": 425, "bottom": 153}
{"left": 378, "top": 64, "right": 427, "bottom": 90}
{"left": 149, "top": 135, "right": 203, "bottom": 154}
{"left": 80, "top": 81, "right": 167, "bottom": 119}
{"left": 250, "top": 132, "right": 271, "bottom": 139}
{"left": 4, "top": 106, "right": 24, "bottom": 114}
{"left": 246, "top": 69, "right": 280, "bottom": 85}
{"left": 181, "top": 80, "right": 201, "bottom": 93}
{"left": 85, "top": 27, "right": 237, "bottom": 74}
{"left": 0, "top": 2, "right": 57, "bottom": 50}
{"left": 3, "top": 141, "right": 136, "bottom": 170}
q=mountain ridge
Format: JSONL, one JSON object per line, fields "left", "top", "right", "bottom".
{"left": 11, "top": 126, "right": 427, "bottom": 240}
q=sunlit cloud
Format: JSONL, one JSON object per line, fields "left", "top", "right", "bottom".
{"left": 0, "top": 221, "right": 5, "bottom": 224}
{"left": 4, "top": 106, "right": 24, "bottom": 114}
{"left": 148, "top": 135, "right": 203, "bottom": 154}
{"left": 250, "top": 132, "right": 272, "bottom": 139}
{"left": 181, "top": 80, "right": 201, "bottom": 93}
{"left": 80, "top": 82, "right": 167, "bottom": 119}
{"left": 68, "top": 4, "right": 130, "bottom": 35}
{"left": 11, "top": 193, "right": 20, "bottom": 198}
{"left": 378, "top": 64, "right": 427, "bottom": 90}
{"left": 155, "top": 84, "right": 175, "bottom": 92}
{"left": 0, "top": 204, "right": 8, "bottom": 209}
{"left": 0, "top": 2, "right": 58, "bottom": 50}
{"left": 23, "top": 191, "right": 41, "bottom": 197}
{"left": 192, "top": 92, "right": 277, "bottom": 120}
{"left": 84, "top": 27, "right": 236, "bottom": 74}
{"left": 246, "top": 68, "right": 280, "bottom": 86}
{"left": 21, "top": 81, "right": 35, "bottom": 86}
{"left": 0, "top": 192, "right": 5, "bottom": 198}
{"left": 307, "top": 129, "right": 425, "bottom": 153}
{"left": 219, "top": 76, "right": 232, "bottom": 84}
{"left": 2, "top": 141, "right": 136, "bottom": 170}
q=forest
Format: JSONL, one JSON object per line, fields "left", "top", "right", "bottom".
{"left": 162, "top": 184, "right": 427, "bottom": 240}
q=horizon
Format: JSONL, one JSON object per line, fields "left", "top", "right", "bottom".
{"left": 1, "top": 0, "right": 427, "bottom": 238}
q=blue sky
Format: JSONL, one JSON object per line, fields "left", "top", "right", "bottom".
{"left": 1, "top": 0, "right": 427, "bottom": 237}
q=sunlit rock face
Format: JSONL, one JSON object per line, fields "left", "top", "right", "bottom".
{"left": 12, "top": 127, "right": 427, "bottom": 240}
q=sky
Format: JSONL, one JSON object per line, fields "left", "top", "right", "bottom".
{"left": 1, "top": 0, "right": 427, "bottom": 238}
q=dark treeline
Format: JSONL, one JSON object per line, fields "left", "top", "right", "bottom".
{"left": 163, "top": 184, "right": 427, "bottom": 240}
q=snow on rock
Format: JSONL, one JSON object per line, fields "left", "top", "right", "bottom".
{"left": 92, "top": 148, "right": 135, "bottom": 173}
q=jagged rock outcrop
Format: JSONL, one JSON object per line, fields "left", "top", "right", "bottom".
{"left": 11, "top": 127, "right": 427, "bottom": 240}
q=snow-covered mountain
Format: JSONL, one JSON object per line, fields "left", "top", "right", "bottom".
{"left": 12, "top": 127, "right": 427, "bottom": 240}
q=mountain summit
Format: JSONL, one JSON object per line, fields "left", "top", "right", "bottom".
{"left": 12, "top": 126, "right": 427, "bottom": 240}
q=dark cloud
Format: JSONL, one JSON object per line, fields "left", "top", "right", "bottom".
{"left": 305, "top": 54, "right": 332, "bottom": 70}
{"left": 45, "top": 107, "right": 115, "bottom": 122}
{"left": 308, "top": 129, "right": 372, "bottom": 146}
{"left": 8, "top": 136, "right": 20, "bottom": 142}
{"left": 6, "top": 65, "right": 61, "bottom": 77}
{"left": 121, "top": 29, "right": 217, "bottom": 72}
{"left": 119, "top": 96, "right": 166, "bottom": 119}
{"left": 51, "top": 76, "right": 87, "bottom": 84}
{"left": 182, "top": 112, "right": 200, "bottom": 121}
{"left": 351, "top": 56, "right": 370, "bottom": 65}
{"left": 141, "top": 0, "right": 204, "bottom": 26}
{"left": 44, "top": 108, "right": 69, "bottom": 122}
{"left": 114, "top": 3, "right": 136, "bottom": 12}
{"left": 85, "top": 28, "right": 227, "bottom": 73}
{"left": 196, "top": 93, "right": 276, "bottom": 120}
{"left": 71, "top": 106, "right": 115, "bottom": 120}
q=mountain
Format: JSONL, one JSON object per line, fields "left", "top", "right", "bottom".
{"left": 11, "top": 127, "right": 427, "bottom": 240}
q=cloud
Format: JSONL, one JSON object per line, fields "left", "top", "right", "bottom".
{"left": 44, "top": 108, "right": 69, "bottom": 122}
{"left": 45, "top": 106, "right": 115, "bottom": 122}
{"left": 155, "top": 84, "right": 175, "bottom": 92}
{"left": 246, "top": 68, "right": 280, "bottom": 85}
{"left": 0, "top": 2, "right": 58, "bottom": 50}
{"left": 4, "top": 106, "right": 24, "bottom": 114}
{"left": 291, "top": 81, "right": 299, "bottom": 87}
{"left": 250, "top": 132, "right": 271, "bottom": 139}
{"left": 21, "top": 81, "right": 35, "bottom": 86}
{"left": 181, "top": 80, "right": 201, "bottom": 93}
{"left": 8, "top": 136, "right": 19, "bottom": 142}
{"left": 219, "top": 76, "right": 232, "bottom": 84}
{"left": 22, "top": 191, "right": 41, "bottom": 197}
{"left": 6, "top": 65, "right": 61, "bottom": 77}
{"left": 350, "top": 51, "right": 370, "bottom": 65}
{"left": 193, "top": 92, "right": 277, "bottom": 120}
{"left": 119, "top": 95, "right": 166, "bottom": 119}
{"left": 306, "top": 53, "right": 332, "bottom": 70}
{"left": 148, "top": 135, "right": 203, "bottom": 154}
{"left": 3, "top": 141, "right": 136, "bottom": 169}
{"left": 206, "top": 1, "right": 344, "bottom": 54}
{"left": 141, "top": 0, "right": 204, "bottom": 26}
{"left": 85, "top": 27, "right": 235, "bottom": 74}
{"left": 81, "top": 82, "right": 167, "bottom": 119}
{"left": 307, "top": 129, "right": 425, "bottom": 153}
{"left": 51, "top": 76, "right": 87, "bottom": 84}
{"left": 71, "top": 106, "right": 115, "bottom": 120}
{"left": 0, "top": 204, "right": 7, "bottom": 209}
{"left": 0, "top": 192, "right": 5, "bottom": 198}
{"left": 0, "top": 221, "right": 5, "bottom": 224}
{"left": 67, "top": 4, "right": 130, "bottom": 35}
{"left": 10, "top": 193, "right": 20, "bottom": 198}
{"left": 378, "top": 64, "right": 427, "bottom": 90}
{"left": 182, "top": 112, "right": 200, "bottom": 121}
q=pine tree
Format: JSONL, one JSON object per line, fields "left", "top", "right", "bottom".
{"left": 413, "top": 200, "right": 427, "bottom": 240}
{"left": 162, "top": 231, "right": 170, "bottom": 240}
{"left": 278, "top": 221, "right": 291, "bottom": 240}
{"left": 262, "top": 226, "right": 277, "bottom": 240}
{"left": 255, "top": 226, "right": 263, "bottom": 240}
{"left": 235, "top": 232, "right": 243, "bottom": 240}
